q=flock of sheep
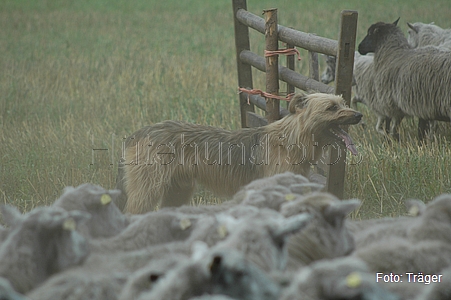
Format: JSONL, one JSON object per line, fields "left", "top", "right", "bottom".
{"left": 321, "top": 21, "right": 451, "bottom": 140}
{"left": 1, "top": 172, "right": 451, "bottom": 299}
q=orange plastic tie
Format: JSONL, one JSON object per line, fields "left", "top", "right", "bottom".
{"left": 238, "top": 88, "right": 294, "bottom": 104}
{"left": 264, "top": 48, "right": 301, "bottom": 61}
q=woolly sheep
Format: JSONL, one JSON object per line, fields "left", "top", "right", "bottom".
{"left": 416, "top": 265, "right": 451, "bottom": 300}
{"left": 352, "top": 194, "right": 451, "bottom": 249}
{"left": 159, "top": 172, "right": 321, "bottom": 216}
{"left": 118, "top": 255, "right": 187, "bottom": 300}
{"left": 89, "top": 211, "right": 194, "bottom": 252}
{"left": 322, "top": 52, "right": 402, "bottom": 137}
{"left": 280, "top": 256, "right": 400, "bottom": 300}
{"left": 232, "top": 172, "right": 311, "bottom": 203}
{"left": 358, "top": 19, "right": 451, "bottom": 140}
{"left": 406, "top": 194, "right": 451, "bottom": 243}
{"left": 188, "top": 296, "right": 236, "bottom": 300}
{"left": 407, "top": 22, "right": 451, "bottom": 49}
{"left": 53, "top": 183, "right": 129, "bottom": 239}
{"left": 27, "top": 243, "right": 195, "bottom": 300}
{"left": 27, "top": 271, "right": 127, "bottom": 300}
{"left": 355, "top": 236, "right": 451, "bottom": 275}
{"left": 345, "top": 196, "right": 425, "bottom": 235}
{"left": 0, "top": 278, "right": 29, "bottom": 300}
{"left": 0, "top": 205, "right": 90, "bottom": 294}
{"left": 138, "top": 247, "right": 281, "bottom": 300}
{"left": 212, "top": 212, "right": 312, "bottom": 272}
{"left": 280, "top": 192, "right": 360, "bottom": 270}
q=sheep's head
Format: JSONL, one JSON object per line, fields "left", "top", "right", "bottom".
{"left": 320, "top": 55, "right": 336, "bottom": 84}
{"left": 0, "top": 205, "right": 91, "bottom": 292}
{"left": 54, "top": 183, "right": 129, "bottom": 238}
{"left": 208, "top": 248, "right": 281, "bottom": 300}
{"left": 358, "top": 18, "right": 400, "bottom": 55}
{"left": 281, "top": 193, "right": 361, "bottom": 264}
{"left": 215, "top": 213, "right": 312, "bottom": 272}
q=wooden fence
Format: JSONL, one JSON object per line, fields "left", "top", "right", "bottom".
{"left": 232, "top": 0, "right": 358, "bottom": 198}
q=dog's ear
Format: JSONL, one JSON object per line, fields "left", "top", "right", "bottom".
{"left": 289, "top": 93, "right": 308, "bottom": 114}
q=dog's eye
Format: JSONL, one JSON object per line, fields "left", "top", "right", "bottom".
{"left": 327, "top": 105, "right": 339, "bottom": 111}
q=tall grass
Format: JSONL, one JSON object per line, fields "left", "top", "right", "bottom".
{"left": 1, "top": 0, "right": 450, "bottom": 217}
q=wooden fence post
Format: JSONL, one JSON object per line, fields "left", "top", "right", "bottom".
{"left": 232, "top": 0, "right": 254, "bottom": 128}
{"left": 326, "top": 10, "right": 358, "bottom": 199}
{"left": 285, "top": 42, "right": 295, "bottom": 109}
{"left": 263, "top": 8, "right": 280, "bottom": 124}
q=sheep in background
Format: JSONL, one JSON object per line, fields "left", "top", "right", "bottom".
{"left": 320, "top": 55, "right": 336, "bottom": 85}
{"left": 0, "top": 205, "right": 90, "bottom": 294}
{"left": 280, "top": 256, "right": 399, "bottom": 300}
{"left": 407, "top": 22, "right": 451, "bottom": 49}
{"left": 139, "top": 247, "right": 280, "bottom": 300}
{"left": 321, "top": 52, "right": 402, "bottom": 137}
{"left": 53, "top": 183, "right": 129, "bottom": 239}
{"left": 280, "top": 192, "right": 360, "bottom": 270}
{"left": 359, "top": 19, "right": 451, "bottom": 140}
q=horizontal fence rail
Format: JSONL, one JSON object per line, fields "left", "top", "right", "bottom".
{"left": 236, "top": 8, "right": 338, "bottom": 56}
{"left": 239, "top": 50, "right": 335, "bottom": 94}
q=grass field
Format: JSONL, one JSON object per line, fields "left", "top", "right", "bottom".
{"left": 1, "top": 0, "right": 451, "bottom": 218}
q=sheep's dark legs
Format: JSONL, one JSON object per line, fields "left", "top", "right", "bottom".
{"left": 384, "top": 117, "right": 391, "bottom": 134}
{"left": 390, "top": 118, "right": 402, "bottom": 141}
{"left": 417, "top": 118, "right": 429, "bottom": 142}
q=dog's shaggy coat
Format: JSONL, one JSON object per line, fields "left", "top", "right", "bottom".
{"left": 119, "top": 92, "right": 362, "bottom": 213}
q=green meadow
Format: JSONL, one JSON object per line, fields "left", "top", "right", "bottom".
{"left": 1, "top": 0, "right": 450, "bottom": 217}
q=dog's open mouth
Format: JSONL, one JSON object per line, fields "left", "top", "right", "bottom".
{"left": 329, "top": 126, "right": 358, "bottom": 156}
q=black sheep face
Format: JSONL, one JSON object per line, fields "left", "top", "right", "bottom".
{"left": 358, "top": 18, "right": 400, "bottom": 55}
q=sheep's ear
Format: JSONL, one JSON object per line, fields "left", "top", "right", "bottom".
{"left": 393, "top": 17, "right": 400, "bottom": 26}
{"left": 209, "top": 255, "right": 223, "bottom": 274}
{"left": 407, "top": 22, "right": 418, "bottom": 33}
{"left": 0, "top": 205, "right": 24, "bottom": 228}
{"left": 405, "top": 199, "right": 426, "bottom": 216}
{"left": 288, "top": 93, "right": 308, "bottom": 114}
{"left": 323, "top": 199, "right": 361, "bottom": 227}
{"left": 271, "top": 213, "right": 312, "bottom": 238}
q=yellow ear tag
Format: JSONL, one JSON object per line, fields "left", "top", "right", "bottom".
{"left": 346, "top": 272, "right": 362, "bottom": 288}
{"left": 408, "top": 205, "right": 420, "bottom": 217}
{"left": 180, "top": 218, "right": 191, "bottom": 230}
{"left": 100, "top": 194, "right": 112, "bottom": 205}
{"left": 285, "top": 194, "right": 296, "bottom": 201}
{"left": 63, "top": 218, "right": 77, "bottom": 231}
{"left": 217, "top": 224, "right": 228, "bottom": 239}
